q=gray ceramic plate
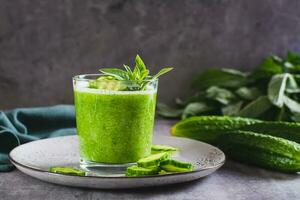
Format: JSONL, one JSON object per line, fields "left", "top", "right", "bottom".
{"left": 9, "top": 135, "right": 225, "bottom": 189}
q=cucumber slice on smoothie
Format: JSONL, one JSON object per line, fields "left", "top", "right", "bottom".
{"left": 88, "top": 76, "right": 126, "bottom": 90}
{"left": 160, "top": 159, "right": 194, "bottom": 172}
{"left": 49, "top": 166, "right": 86, "bottom": 176}
{"left": 125, "top": 165, "right": 160, "bottom": 176}
{"left": 151, "top": 145, "right": 179, "bottom": 153}
{"left": 137, "top": 152, "right": 170, "bottom": 167}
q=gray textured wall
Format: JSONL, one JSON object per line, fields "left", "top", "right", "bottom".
{"left": 1, "top": 0, "right": 300, "bottom": 109}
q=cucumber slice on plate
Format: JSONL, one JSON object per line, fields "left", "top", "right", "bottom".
{"left": 125, "top": 166, "right": 160, "bottom": 176}
{"left": 49, "top": 166, "right": 86, "bottom": 176}
{"left": 151, "top": 145, "right": 179, "bottom": 154}
{"left": 137, "top": 152, "right": 170, "bottom": 167}
{"left": 160, "top": 159, "right": 194, "bottom": 172}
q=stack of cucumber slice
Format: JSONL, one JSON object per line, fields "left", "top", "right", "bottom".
{"left": 125, "top": 145, "right": 194, "bottom": 177}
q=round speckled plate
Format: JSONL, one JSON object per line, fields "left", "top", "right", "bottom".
{"left": 9, "top": 135, "right": 225, "bottom": 189}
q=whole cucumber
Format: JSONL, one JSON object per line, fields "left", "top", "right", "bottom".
{"left": 171, "top": 116, "right": 259, "bottom": 143}
{"left": 217, "top": 131, "right": 300, "bottom": 173}
{"left": 242, "top": 121, "right": 300, "bottom": 143}
{"left": 171, "top": 116, "right": 300, "bottom": 144}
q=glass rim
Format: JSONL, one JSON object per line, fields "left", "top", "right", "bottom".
{"left": 73, "top": 74, "right": 158, "bottom": 83}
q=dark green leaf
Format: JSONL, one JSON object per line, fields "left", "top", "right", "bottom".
{"left": 206, "top": 86, "right": 236, "bottom": 105}
{"left": 192, "top": 68, "right": 247, "bottom": 89}
{"left": 252, "top": 57, "right": 282, "bottom": 80}
{"left": 156, "top": 103, "right": 183, "bottom": 118}
{"left": 235, "top": 87, "right": 261, "bottom": 100}
{"left": 238, "top": 96, "right": 273, "bottom": 118}
{"left": 291, "top": 113, "right": 300, "bottom": 122}
{"left": 287, "top": 51, "right": 300, "bottom": 65}
{"left": 221, "top": 101, "right": 244, "bottom": 116}
{"left": 175, "top": 98, "right": 186, "bottom": 107}
{"left": 182, "top": 102, "right": 212, "bottom": 119}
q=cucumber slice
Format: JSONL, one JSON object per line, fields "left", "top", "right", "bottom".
{"left": 151, "top": 145, "right": 179, "bottom": 153}
{"left": 88, "top": 76, "right": 126, "bottom": 90}
{"left": 158, "top": 170, "right": 169, "bottom": 175}
{"left": 49, "top": 166, "right": 86, "bottom": 176}
{"left": 137, "top": 152, "right": 170, "bottom": 167}
{"left": 125, "top": 165, "right": 160, "bottom": 176}
{"left": 160, "top": 159, "right": 194, "bottom": 172}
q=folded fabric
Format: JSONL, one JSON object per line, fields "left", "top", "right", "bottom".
{"left": 0, "top": 105, "right": 76, "bottom": 172}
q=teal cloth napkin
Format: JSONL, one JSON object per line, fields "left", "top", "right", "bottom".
{"left": 0, "top": 105, "right": 76, "bottom": 172}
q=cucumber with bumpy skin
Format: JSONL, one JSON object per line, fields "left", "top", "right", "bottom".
{"left": 171, "top": 116, "right": 259, "bottom": 143}
{"left": 171, "top": 116, "right": 300, "bottom": 144}
{"left": 125, "top": 166, "right": 160, "bottom": 176}
{"left": 49, "top": 166, "right": 86, "bottom": 176}
{"left": 137, "top": 152, "right": 170, "bottom": 167}
{"left": 160, "top": 159, "right": 194, "bottom": 172}
{"left": 218, "top": 131, "right": 300, "bottom": 173}
{"left": 241, "top": 121, "right": 300, "bottom": 143}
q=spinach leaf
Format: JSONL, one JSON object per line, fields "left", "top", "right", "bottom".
{"left": 283, "top": 96, "right": 300, "bottom": 113}
{"left": 182, "top": 102, "right": 213, "bottom": 119}
{"left": 238, "top": 96, "right": 272, "bottom": 118}
{"left": 287, "top": 51, "right": 300, "bottom": 65}
{"left": 252, "top": 57, "right": 282, "bottom": 80}
{"left": 267, "top": 73, "right": 291, "bottom": 107}
{"left": 206, "top": 86, "right": 236, "bottom": 105}
{"left": 221, "top": 101, "right": 243, "bottom": 116}
{"left": 192, "top": 68, "right": 247, "bottom": 89}
{"left": 235, "top": 87, "right": 261, "bottom": 100}
{"left": 156, "top": 103, "right": 183, "bottom": 118}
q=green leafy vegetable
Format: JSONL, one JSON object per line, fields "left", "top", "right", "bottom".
{"left": 206, "top": 86, "right": 236, "bottom": 105}
{"left": 182, "top": 102, "right": 213, "bottom": 119}
{"left": 192, "top": 68, "right": 247, "bottom": 89}
{"left": 156, "top": 103, "right": 183, "bottom": 118}
{"left": 158, "top": 50, "right": 300, "bottom": 122}
{"left": 238, "top": 96, "right": 273, "bottom": 118}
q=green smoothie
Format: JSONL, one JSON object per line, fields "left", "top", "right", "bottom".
{"left": 74, "top": 88, "right": 157, "bottom": 164}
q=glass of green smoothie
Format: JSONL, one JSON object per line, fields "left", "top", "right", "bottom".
{"left": 73, "top": 55, "right": 172, "bottom": 169}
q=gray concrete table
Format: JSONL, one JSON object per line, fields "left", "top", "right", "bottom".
{"left": 1, "top": 120, "right": 299, "bottom": 200}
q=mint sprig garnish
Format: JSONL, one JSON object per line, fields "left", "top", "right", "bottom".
{"left": 99, "top": 55, "right": 173, "bottom": 90}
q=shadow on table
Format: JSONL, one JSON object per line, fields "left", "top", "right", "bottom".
{"left": 222, "top": 160, "right": 299, "bottom": 180}
{"left": 95, "top": 177, "right": 208, "bottom": 194}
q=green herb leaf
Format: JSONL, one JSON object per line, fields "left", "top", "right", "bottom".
{"left": 235, "top": 87, "right": 261, "bottom": 100}
{"left": 98, "top": 55, "right": 172, "bottom": 90}
{"left": 99, "top": 68, "right": 129, "bottom": 80}
{"left": 252, "top": 57, "right": 283, "bottom": 80}
{"left": 135, "top": 54, "right": 147, "bottom": 73}
{"left": 221, "top": 101, "right": 243, "bottom": 116}
{"left": 182, "top": 102, "right": 212, "bottom": 119}
{"left": 287, "top": 51, "right": 300, "bottom": 65}
{"left": 267, "top": 73, "right": 292, "bottom": 107}
{"left": 283, "top": 96, "right": 300, "bottom": 113}
{"left": 238, "top": 96, "right": 272, "bottom": 118}
{"left": 150, "top": 68, "right": 174, "bottom": 80}
{"left": 206, "top": 86, "right": 236, "bottom": 105}
{"left": 192, "top": 68, "right": 247, "bottom": 89}
{"left": 157, "top": 103, "right": 183, "bottom": 118}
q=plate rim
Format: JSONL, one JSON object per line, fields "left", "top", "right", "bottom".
{"left": 9, "top": 135, "right": 226, "bottom": 179}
